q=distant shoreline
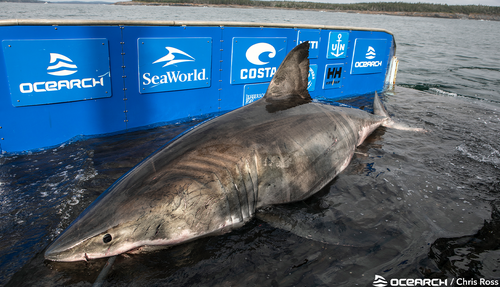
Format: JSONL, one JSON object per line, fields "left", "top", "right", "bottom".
{"left": 114, "top": 1, "right": 500, "bottom": 22}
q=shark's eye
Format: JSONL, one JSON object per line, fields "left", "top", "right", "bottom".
{"left": 103, "top": 233, "right": 112, "bottom": 244}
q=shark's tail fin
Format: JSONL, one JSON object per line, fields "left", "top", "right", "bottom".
{"left": 373, "top": 91, "right": 426, "bottom": 132}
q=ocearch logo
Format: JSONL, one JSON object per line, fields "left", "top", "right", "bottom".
{"left": 373, "top": 275, "right": 448, "bottom": 286}
{"left": 354, "top": 46, "right": 382, "bottom": 68}
{"left": 47, "top": 53, "right": 78, "bottom": 76}
{"left": 366, "top": 46, "right": 376, "bottom": 60}
{"left": 19, "top": 52, "right": 105, "bottom": 94}
{"left": 373, "top": 275, "right": 388, "bottom": 287}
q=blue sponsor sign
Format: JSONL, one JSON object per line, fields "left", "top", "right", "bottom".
{"left": 351, "top": 38, "right": 387, "bottom": 75}
{"left": 138, "top": 37, "right": 212, "bottom": 94}
{"left": 231, "top": 37, "right": 287, "bottom": 85}
{"left": 297, "top": 30, "right": 320, "bottom": 59}
{"left": 308, "top": 64, "right": 317, "bottom": 92}
{"left": 323, "top": 64, "right": 344, "bottom": 89}
{"left": 327, "top": 31, "right": 349, "bottom": 60}
{"left": 243, "top": 83, "right": 269, "bottom": 106}
{"left": 2, "top": 39, "right": 111, "bottom": 107}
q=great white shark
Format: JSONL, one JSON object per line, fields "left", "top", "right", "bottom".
{"left": 45, "top": 42, "right": 420, "bottom": 262}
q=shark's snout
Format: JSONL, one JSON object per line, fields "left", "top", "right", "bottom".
{"left": 44, "top": 241, "right": 83, "bottom": 262}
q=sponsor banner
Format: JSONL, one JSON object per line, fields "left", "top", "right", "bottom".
{"left": 138, "top": 37, "right": 212, "bottom": 94}
{"left": 297, "top": 30, "right": 320, "bottom": 59}
{"left": 231, "top": 37, "right": 287, "bottom": 85}
{"left": 323, "top": 63, "right": 343, "bottom": 89}
{"left": 327, "top": 31, "right": 349, "bottom": 59}
{"left": 351, "top": 38, "right": 387, "bottom": 75}
{"left": 2, "top": 39, "right": 111, "bottom": 107}
{"left": 243, "top": 83, "right": 269, "bottom": 106}
{"left": 308, "top": 64, "right": 317, "bottom": 92}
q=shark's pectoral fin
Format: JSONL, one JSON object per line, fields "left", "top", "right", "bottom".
{"left": 256, "top": 206, "right": 381, "bottom": 248}
{"left": 263, "top": 42, "right": 312, "bottom": 113}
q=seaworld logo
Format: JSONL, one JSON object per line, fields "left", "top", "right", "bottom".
{"left": 152, "top": 47, "right": 195, "bottom": 67}
{"left": 142, "top": 46, "right": 207, "bottom": 86}
{"left": 138, "top": 37, "right": 212, "bottom": 93}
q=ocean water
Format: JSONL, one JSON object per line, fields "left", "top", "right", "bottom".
{"left": 1, "top": 3, "right": 500, "bottom": 286}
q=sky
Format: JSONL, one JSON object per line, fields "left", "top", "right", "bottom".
{"left": 46, "top": 0, "right": 500, "bottom": 7}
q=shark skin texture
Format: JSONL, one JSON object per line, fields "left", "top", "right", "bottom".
{"left": 44, "top": 42, "right": 398, "bottom": 262}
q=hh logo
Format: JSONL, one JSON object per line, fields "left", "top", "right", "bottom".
{"left": 138, "top": 37, "right": 212, "bottom": 94}
{"left": 323, "top": 64, "right": 343, "bottom": 90}
{"left": 231, "top": 37, "right": 287, "bottom": 85}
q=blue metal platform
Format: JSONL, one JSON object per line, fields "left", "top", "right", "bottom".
{"left": 0, "top": 20, "right": 397, "bottom": 153}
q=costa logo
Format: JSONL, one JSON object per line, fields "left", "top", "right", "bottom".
{"left": 231, "top": 37, "right": 287, "bottom": 85}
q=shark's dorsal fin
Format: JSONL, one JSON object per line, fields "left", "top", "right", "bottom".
{"left": 264, "top": 41, "right": 312, "bottom": 112}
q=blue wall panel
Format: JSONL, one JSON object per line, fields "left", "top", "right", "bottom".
{"left": 0, "top": 24, "right": 394, "bottom": 153}
{"left": 121, "top": 26, "right": 222, "bottom": 130}
{"left": 0, "top": 26, "right": 126, "bottom": 152}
